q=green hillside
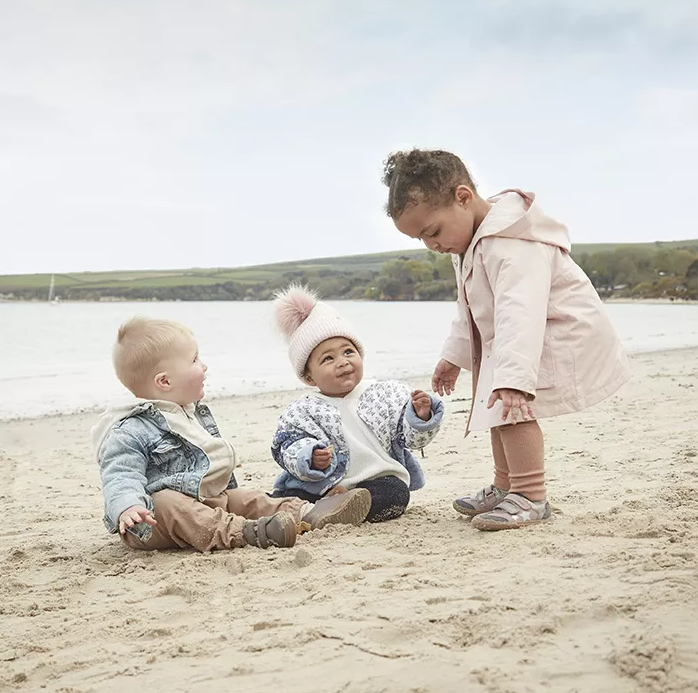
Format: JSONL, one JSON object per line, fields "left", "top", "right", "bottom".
{"left": 0, "top": 249, "right": 429, "bottom": 292}
{"left": 1, "top": 240, "right": 697, "bottom": 301}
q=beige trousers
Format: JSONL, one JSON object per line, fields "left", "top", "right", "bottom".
{"left": 121, "top": 488, "right": 305, "bottom": 552}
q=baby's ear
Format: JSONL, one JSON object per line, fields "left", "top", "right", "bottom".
{"left": 154, "top": 371, "right": 171, "bottom": 392}
{"left": 303, "top": 371, "right": 316, "bottom": 387}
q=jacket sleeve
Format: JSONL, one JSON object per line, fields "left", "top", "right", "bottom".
{"left": 403, "top": 395, "right": 444, "bottom": 450}
{"left": 377, "top": 381, "right": 444, "bottom": 450}
{"left": 481, "top": 236, "right": 553, "bottom": 397}
{"left": 440, "top": 296, "right": 472, "bottom": 371}
{"left": 271, "top": 403, "right": 338, "bottom": 482}
{"left": 439, "top": 253, "right": 472, "bottom": 370}
{"left": 98, "top": 427, "right": 152, "bottom": 532}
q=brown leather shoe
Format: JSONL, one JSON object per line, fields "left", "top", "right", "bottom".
{"left": 242, "top": 512, "right": 297, "bottom": 548}
{"left": 301, "top": 488, "right": 371, "bottom": 531}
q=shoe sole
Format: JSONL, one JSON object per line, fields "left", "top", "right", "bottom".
{"left": 471, "top": 511, "right": 552, "bottom": 532}
{"left": 312, "top": 489, "right": 371, "bottom": 530}
{"left": 471, "top": 517, "right": 549, "bottom": 531}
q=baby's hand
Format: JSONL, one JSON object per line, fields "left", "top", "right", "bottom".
{"left": 487, "top": 388, "right": 534, "bottom": 423}
{"left": 118, "top": 505, "right": 157, "bottom": 534}
{"left": 432, "top": 359, "right": 461, "bottom": 397}
{"left": 311, "top": 445, "right": 334, "bottom": 471}
{"left": 411, "top": 390, "right": 432, "bottom": 421}
{"left": 326, "top": 485, "right": 347, "bottom": 496}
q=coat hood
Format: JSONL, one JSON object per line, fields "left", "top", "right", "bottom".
{"left": 474, "top": 189, "right": 572, "bottom": 253}
{"left": 90, "top": 401, "right": 156, "bottom": 461}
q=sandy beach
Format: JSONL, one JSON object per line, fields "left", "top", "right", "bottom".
{"left": 1, "top": 348, "right": 697, "bottom": 693}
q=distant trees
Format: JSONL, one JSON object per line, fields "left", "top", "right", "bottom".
{"left": 363, "top": 254, "right": 456, "bottom": 300}
{"left": 365, "top": 244, "right": 698, "bottom": 301}
{"left": 569, "top": 245, "right": 697, "bottom": 299}
{"left": 686, "top": 259, "right": 698, "bottom": 299}
{"left": 3, "top": 244, "right": 697, "bottom": 302}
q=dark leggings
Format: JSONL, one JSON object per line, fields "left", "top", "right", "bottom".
{"left": 272, "top": 475, "right": 410, "bottom": 523}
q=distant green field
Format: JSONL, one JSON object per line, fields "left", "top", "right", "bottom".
{"left": 2, "top": 241, "right": 696, "bottom": 293}
{"left": 572, "top": 239, "right": 698, "bottom": 255}
{"left": 0, "top": 249, "right": 428, "bottom": 291}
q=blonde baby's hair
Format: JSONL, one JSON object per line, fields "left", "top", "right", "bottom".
{"left": 113, "top": 316, "right": 193, "bottom": 395}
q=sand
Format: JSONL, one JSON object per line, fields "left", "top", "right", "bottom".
{"left": 1, "top": 348, "right": 697, "bottom": 693}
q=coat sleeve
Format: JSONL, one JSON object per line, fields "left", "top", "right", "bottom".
{"left": 440, "top": 297, "right": 473, "bottom": 371}
{"left": 271, "top": 401, "right": 339, "bottom": 482}
{"left": 98, "top": 428, "right": 153, "bottom": 532}
{"left": 403, "top": 394, "right": 444, "bottom": 450}
{"left": 374, "top": 381, "right": 443, "bottom": 450}
{"left": 481, "top": 236, "right": 553, "bottom": 397}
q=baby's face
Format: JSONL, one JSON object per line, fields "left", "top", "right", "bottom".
{"left": 394, "top": 185, "right": 476, "bottom": 255}
{"left": 156, "top": 335, "right": 208, "bottom": 405}
{"left": 305, "top": 337, "right": 363, "bottom": 397}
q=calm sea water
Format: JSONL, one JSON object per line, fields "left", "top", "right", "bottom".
{"left": 1, "top": 300, "right": 697, "bottom": 421}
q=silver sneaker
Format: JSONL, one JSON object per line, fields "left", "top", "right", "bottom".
{"left": 471, "top": 493, "right": 551, "bottom": 531}
{"left": 453, "top": 485, "right": 508, "bottom": 517}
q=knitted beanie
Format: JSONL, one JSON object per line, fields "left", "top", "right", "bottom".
{"left": 273, "top": 284, "right": 364, "bottom": 380}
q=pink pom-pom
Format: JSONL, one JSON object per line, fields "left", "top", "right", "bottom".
{"left": 273, "top": 284, "right": 318, "bottom": 338}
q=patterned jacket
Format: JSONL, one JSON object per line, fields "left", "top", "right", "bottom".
{"left": 271, "top": 380, "right": 443, "bottom": 496}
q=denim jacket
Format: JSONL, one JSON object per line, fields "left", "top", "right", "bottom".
{"left": 91, "top": 400, "right": 237, "bottom": 542}
{"left": 271, "top": 380, "right": 443, "bottom": 496}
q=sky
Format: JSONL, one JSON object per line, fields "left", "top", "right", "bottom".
{"left": 1, "top": 0, "right": 697, "bottom": 275}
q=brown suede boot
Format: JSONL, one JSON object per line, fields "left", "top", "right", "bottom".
{"left": 242, "top": 512, "right": 297, "bottom": 548}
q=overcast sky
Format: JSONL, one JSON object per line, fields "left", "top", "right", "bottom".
{"left": 2, "top": 0, "right": 697, "bottom": 275}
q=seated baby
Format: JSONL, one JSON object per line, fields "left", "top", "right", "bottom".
{"left": 270, "top": 286, "right": 443, "bottom": 522}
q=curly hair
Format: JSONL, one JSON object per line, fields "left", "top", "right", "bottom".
{"left": 382, "top": 149, "right": 476, "bottom": 219}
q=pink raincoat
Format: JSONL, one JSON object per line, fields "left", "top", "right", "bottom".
{"left": 441, "top": 189, "right": 631, "bottom": 433}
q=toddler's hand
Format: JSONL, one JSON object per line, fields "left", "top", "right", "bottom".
{"left": 326, "top": 485, "right": 347, "bottom": 496}
{"left": 118, "top": 505, "right": 157, "bottom": 534}
{"left": 432, "top": 359, "right": 461, "bottom": 396}
{"left": 487, "top": 388, "right": 534, "bottom": 423}
{"left": 311, "top": 445, "right": 334, "bottom": 471}
{"left": 411, "top": 390, "right": 432, "bottom": 421}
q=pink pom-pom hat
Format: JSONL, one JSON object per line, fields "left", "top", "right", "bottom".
{"left": 273, "top": 284, "right": 364, "bottom": 380}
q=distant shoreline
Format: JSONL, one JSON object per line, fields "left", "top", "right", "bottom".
{"left": 603, "top": 297, "right": 698, "bottom": 305}
{"left": 1, "top": 296, "right": 697, "bottom": 305}
{"left": 3, "top": 345, "right": 698, "bottom": 425}
{"left": 2, "top": 240, "right": 697, "bottom": 303}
